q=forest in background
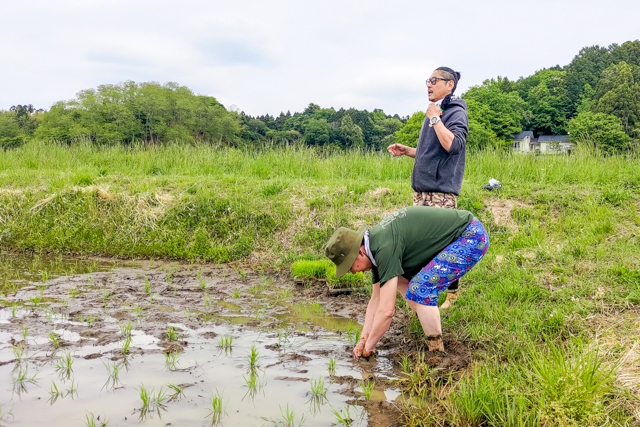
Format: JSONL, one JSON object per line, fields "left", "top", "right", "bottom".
{"left": 1, "top": 40, "right": 639, "bottom": 154}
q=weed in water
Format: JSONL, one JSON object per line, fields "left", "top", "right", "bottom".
{"left": 48, "top": 332, "right": 60, "bottom": 349}
{"left": 361, "top": 380, "right": 375, "bottom": 400}
{"left": 119, "top": 321, "right": 133, "bottom": 338}
{"left": 165, "top": 351, "right": 180, "bottom": 371}
{"left": 328, "top": 357, "right": 336, "bottom": 375}
{"left": 85, "top": 412, "right": 109, "bottom": 427}
{"left": 167, "top": 326, "right": 178, "bottom": 341}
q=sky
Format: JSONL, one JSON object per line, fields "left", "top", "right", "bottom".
{"left": 1, "top": 0, "right": 639, "bottom": 118}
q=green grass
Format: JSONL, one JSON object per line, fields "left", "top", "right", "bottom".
{"left": 2, "top": 142, "right": 640, "bottom": 425}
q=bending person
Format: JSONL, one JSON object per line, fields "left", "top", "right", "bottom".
{"left": 324, "top": 206, "right": 488, "bottom": 357}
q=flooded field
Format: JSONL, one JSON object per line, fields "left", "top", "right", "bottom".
{"left": 0, "top": 253, "right": 404, "bottom": 426}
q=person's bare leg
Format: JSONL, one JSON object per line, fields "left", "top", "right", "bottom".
{"left": 398, "top": 278, "right": 444, "bottom": 352}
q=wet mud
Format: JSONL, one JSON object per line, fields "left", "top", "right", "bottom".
{"left": 0, "top": 257, "right": 472, "bottom": 426}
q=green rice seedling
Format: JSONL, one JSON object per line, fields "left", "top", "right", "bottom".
{"left": 54, "top": 351, "right": 74, "bottom": 379}
{"left": 102, "top": 361, "right": 121, "bottom": 389}
{"left": 21, "top": 324, "right": 28, "bottom": 341}
{"left": 119, "top": 321, "right": 133, "bottom": 337}
{"left": 203, "top": 294, "right": 212, "bottom": 306}
{"left": 149, "top": 258, "right": 154, "bottom": 268}
{"left": 143, "top": 277, "right": 151, "bottom": 293}
{"left": 29, "top": 292, "right": 43, "bottom": 305}
{"left": 199, "top": 279, "right": 206, "bottom": 290}
{"left": 121, "top": 336, "right": 132, "bottom": 355}
{"left": 165, "top": 271, "right": 173, "bottom": 284}
{"left": 184, "top": 309, "right": 192, "bottom": 319}
{"left": 138, "top": 383, "right": 152, "bottom": 410}
{"left": 165, "top": 351, "right": 180, "bottom": 371}
{"left": 13, "top": 365, "right": 38, "bottom": 393}
{"left": 280, "top": 288, "right": 292, "bottom": 300}
{"left": 101, "top": 289, "right": 110, "bottom": 304}
{"left": 48, "top": 380, "right": 61, "bottom": 404}
{"left": 262, "top": 404, "right": 306, "bottom": 427}
{"left": 332, "top": 405, "right": 358, "bottom": 426}
{"left": 11, "top": 304, "right": 17, "bottom": 318}
{"left": 328, "top": 358, "right": 336, "bottom": 375}
{"left": 0, "top": 404, "right": 13, "bottom": 424}
{"left": 155, "top": 386, "right": 169, "bottom": 407}
{"left": 88, "top": 277, "right": 94, "bottom": 287}
{"left": 278, "top": 330, "right": 290, "bottom": 348}
{"left": 40, "top": 270, "right": 50, "bottom": 283}
{"left": 48, "top": 332, "right": 60, "bottom": 349}
{"left": 237, "top": 268, "right": 247, "bottom": 280}
{"left": 149, "top": 293, "right": 156, "bottom": 303}
{"left": 85, "top": 412, "right": 109, "bottom": 427}
{"left": 310, "top": 377, "right": 327, "bottom": 398}
{"left": 361, "top": 380, "right": 375, "bottom": 400}
{"left": 208, "top": 389, "right": 225, "bottom": 425}
{"left": 248, "top": 343, "right": 261, "bottom": 369}
{"left": 217, "top": 335, "right": 233, "bottom": 350}
{"left": 167, "top": 383, "right": 185, "bottom": 401}
{"left": 85, "top": 314, "right": 96, "bottom": 327}
{"left": 69, "top": 288, "right": 79, "bottom": 297}
{"left": 65, "top": 379, "right": 78, "bottom": 399}
{"left": 195, "top": 268, "right": 203, "bottom": 280}
{"left": 310, "top": 301, "right": 324, "bottom": 312}
{"left": 134, "top": 305, "right": 144, "bottom": 319}
{"left": 233, "top": 288, "right": 240, "bottom": 298}
{"left": 352, "top": 330, "right": 361, "bottom": 347}
{"left": 167, "top": 326, "right": 178, "bottom": 341}
{"left": 11, "top": 343, "right": 26, "bottom": 364}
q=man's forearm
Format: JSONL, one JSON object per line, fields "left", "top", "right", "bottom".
{"left": 433, "top": 122, "right": 454, "bottom": 151}
{"left": 361, "top": 295, "right": 379, "bottom": 337}
{"left": 405, "top": 146, "right": 416, "bottom": 158}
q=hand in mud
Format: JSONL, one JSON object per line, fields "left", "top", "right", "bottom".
{"left": 353, "top": 333, "right": 369, "bottom": 359}
{"left": 362, "top": 347, "right": 376, "bottom": 358}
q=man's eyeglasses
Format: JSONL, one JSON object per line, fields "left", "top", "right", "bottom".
{"left": 426, "top": 77, "right": 450, "bottom": 86}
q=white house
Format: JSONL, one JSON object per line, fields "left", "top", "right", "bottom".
{"left": 509, "top": 132, "right": 575, "bottom": 154}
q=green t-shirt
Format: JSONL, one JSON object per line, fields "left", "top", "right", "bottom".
{"left": 370, "top": 206, "right": 473, "bottom": 286}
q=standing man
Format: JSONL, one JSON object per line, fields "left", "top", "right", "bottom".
{"left": 387, "top": 67, "right": 468, "bottom": 309}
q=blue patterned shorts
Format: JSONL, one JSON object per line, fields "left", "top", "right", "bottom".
{"left": 406, "top": 218, "right": 489, "bottom": 307}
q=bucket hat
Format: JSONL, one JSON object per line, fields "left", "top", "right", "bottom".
{"left": 325, "top": 225, "right": 367, "bottom": 278}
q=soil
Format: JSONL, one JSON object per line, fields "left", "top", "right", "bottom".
{"left": 1, "top": 262, "right": 473, "bottom": 426}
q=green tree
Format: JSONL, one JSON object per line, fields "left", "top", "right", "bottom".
{"left": 568, "top": 111, "right": 630, "bottom": 154}
{"left": 463, "top": 81, "right": 526, "bottom": 140}
{"left": 339, "top": 114, "right": 364, "bottom": 148}
{"left": 393, "top": 111, "right": 425, "bottom": 147}
{"left": 592, "top": 61, "right": 640, "bottom": 137}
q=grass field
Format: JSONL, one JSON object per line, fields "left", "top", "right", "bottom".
{"left": 1, "top": 140, "right": 640, "bottom": 425}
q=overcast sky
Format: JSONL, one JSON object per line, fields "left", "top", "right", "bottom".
{"left": 1, "top": 0, "right": 639, "bottom": 117}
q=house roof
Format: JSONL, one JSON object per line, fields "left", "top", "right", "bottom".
{"left": 538, "top": 135, "right": 571, "bottom": 142}
{"left": 510, "top": 131, "right": 534, "bottom": 140}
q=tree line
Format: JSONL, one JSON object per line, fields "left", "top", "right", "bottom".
{"left": 2, "top": 40, "right": 639, "bottom": 153}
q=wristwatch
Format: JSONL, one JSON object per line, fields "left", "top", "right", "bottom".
{"left": 429, "top": 116, "right": 441, "bottom": 127}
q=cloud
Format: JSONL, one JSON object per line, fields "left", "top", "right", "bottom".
{"left": 197, "top": 39, "right": 274, "bottom": 67}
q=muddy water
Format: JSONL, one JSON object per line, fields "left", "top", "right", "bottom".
{"left": 0, "top": 256, "right": 402, "bottom": 426}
